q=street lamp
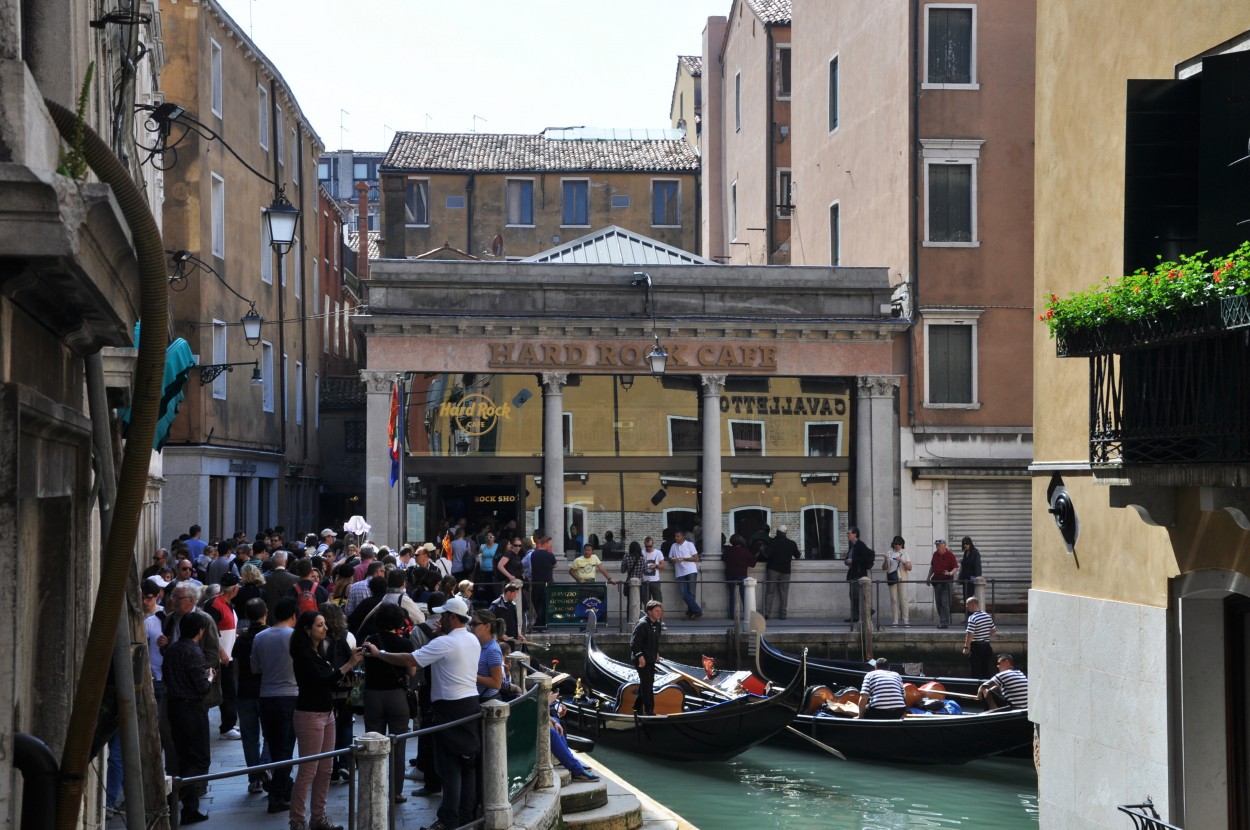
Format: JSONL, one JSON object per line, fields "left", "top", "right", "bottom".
{"left": 241, "top": 304, "right": 263, "bottom": 347}
{"left": 168, "top": 250, "right": 265, "bottom": 348}
{"left": 632, "top": 272, "right": 669, "bottom": 377}
{"left": 198, "top": 360, "right": 261, "bottom": 385}
{"left": 264, "top": 187, "right": 300, "bottom": 255}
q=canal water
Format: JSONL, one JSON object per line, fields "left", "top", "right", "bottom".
{"left": 592, "top": 742, "right": 1038, "bottom": 829}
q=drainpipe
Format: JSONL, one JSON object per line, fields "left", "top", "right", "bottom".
{"left": 43, "top": 98, "right": 168, "bottom": 830}
{"left": 298, "top": 125, "right": 309, "bottom": 504}
{"left": 16, "top": 733, "right": 59, "bottom": 830}
{"left": 272, "top": 79, "right": 288, "bottom": 527}
{"left": 85, "top": 353, "right": 146, "bottom": 830}
{"left": 465, "top": 173, "right": 476, "bottom": 255}
{"left": 907, "top": 0, "right": 921, "bottom": 425}
{"left": 766, "top": 25, "right": 776, "bottom": 264}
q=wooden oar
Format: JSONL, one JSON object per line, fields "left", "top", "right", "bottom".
{"left": 659, "top": 659, "right": 847, "bottom": 761}
{"left": 917, "top": 687, "right": 983, "bottom": 703}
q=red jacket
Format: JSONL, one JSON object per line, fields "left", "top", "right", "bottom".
{"left": 928, "top": 549, "right": 958, "bottom": 582}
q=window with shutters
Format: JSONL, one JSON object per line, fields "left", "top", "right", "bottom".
{"left": 506, "top": 179, "right": 534, "bottom": 226}
{"left": 561, "top": 179, "right": 589, "bottom": 226}
{"left": 923, "top": 311, "right": 981, "bottom": 407}
{"left": 829, "top": 201, "right": 841, "bottom": 265}
{"left": 924, "top": 4, "right": 978, "bottom": 89}
{"left": 651, "top": 179, "right": 680, "bottom": 227}
{"left": 667, "top": 416, "right": 700, "bottom": 456}
{"left": 921, "top": 138, "right": 982, "bottom": 246}
{"left": 776, "top": 45, "right": 792, "bottom": 99}
{"left": 828, "top": 55, "right": 839, "bottom": 132}
{"left": 405, "top": 179, "right": 429, "bottom": 225}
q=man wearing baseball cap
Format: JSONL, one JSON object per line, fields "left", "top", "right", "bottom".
{"left": 364, "top": 596, "right": 480, "bottom": 830}
{"left": 316, "top": 528, "right": 336, "bottom": 556}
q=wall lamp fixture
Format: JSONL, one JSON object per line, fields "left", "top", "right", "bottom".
{"left": 168, "top": 250, "right": 265, "bottom": 346}
{"left": 199, "top": 360, "right": 261, "bottom": 386}
{"left": 631, "top": 272, "right": 668, "bottom": 377}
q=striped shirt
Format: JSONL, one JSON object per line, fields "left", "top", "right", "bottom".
{"left": 860, "top": 669, "right": 907, "bottom": 710}
{"left": 966, "top": 610, "right": 995, "bottom": 641}
{"left": 987, "top": 668, "right": 1029, "bottom": 709}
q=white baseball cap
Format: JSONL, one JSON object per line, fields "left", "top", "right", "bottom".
{"left": 432, "top": 596, "right": 471, "bottom": 621}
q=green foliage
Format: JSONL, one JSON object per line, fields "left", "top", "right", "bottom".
{"left": 57, "top": 61, "right": 94, "bottom": 180}
{"left": 1039, "top": 241, "right": 1250, "bottom": 337}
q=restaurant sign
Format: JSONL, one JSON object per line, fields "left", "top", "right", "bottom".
{"left": 488, "top": 341, "right": 778, "bottom": 372}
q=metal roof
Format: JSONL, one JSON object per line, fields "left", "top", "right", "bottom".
{"left": 523, "top": 226, "right": 715, "bottom": 266}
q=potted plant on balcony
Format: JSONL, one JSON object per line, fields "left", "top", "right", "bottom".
{"left": 1039, "top": 241, "right": 1250, "bottom": 356}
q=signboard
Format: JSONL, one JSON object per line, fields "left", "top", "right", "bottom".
{"left": 545, "top": 583, "right": 610, "bottom": 627}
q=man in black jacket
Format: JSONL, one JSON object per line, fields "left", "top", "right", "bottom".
{"left": 763, "top": 525, "right": 800, "bottom": 620}
{"left": 845, "top": 527, "right": 874, "bottom": 625}
{"left": 629, "top": 601, "right": 664, "bottom": 715}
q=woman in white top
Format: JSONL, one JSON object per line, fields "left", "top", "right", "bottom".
{"left": 883, "top": 535, "right": 913, "bottom": 626}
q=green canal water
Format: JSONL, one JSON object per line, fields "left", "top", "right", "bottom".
{"left": 592, "top": 743, "right": 1038, "bottom": 829}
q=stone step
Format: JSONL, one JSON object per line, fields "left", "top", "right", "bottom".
{"left": 561, "top": 789, "right": 643, "bottom": 830}
{"left": 560, "top": 777, "right": 609, "bottom": 813}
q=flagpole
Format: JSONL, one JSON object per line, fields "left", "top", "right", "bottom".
{"left": 396, "top": 372, "right": 407, "bottom": 546}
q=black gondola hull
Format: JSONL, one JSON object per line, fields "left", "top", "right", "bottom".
{"left": 757, "top": 636, "right": 986, "bottom": 697}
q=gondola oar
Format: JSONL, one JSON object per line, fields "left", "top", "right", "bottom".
{"left": 659, "top": 659, "right": 847, "bottom": 761}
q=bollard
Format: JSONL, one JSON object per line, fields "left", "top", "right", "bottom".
{"left": 481, "top": 700, "right": 513, "bottom": 830}
{"left": 743, "top": 577, "right": 758, "bottom": 647}
{"left": 628, "top": 577, "right": 641, "bottom": 623}
{"left": 973, "top": 576, "right": 987, "bottom": 613}
{"left": 354, "top": 732, "right": 391, "bottom": 830}
{"left": 506, "top": 651, "right": 527, "bottom": 691}
{"left": 859, "top": 576, "right": 874, "bottom": 659}
{"left": 529, "top": 673, "right": 554, "bottom": 790}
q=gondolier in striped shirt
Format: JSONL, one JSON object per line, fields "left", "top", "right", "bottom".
{"left": 962, "top": 597, "right": 996, "bottom": 678}
{"left": 978, "top": 654, "right": 1029, "bottom": 711}
{"left": 856, "top": 658, "right": 907, "bottom": 719}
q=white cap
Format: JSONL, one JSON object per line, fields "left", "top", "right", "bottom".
{"left": 776, "top": 525, "right": 789, "bottom": 534}
{"left": 432, "top": 596, "right": 471, "bottom": 620}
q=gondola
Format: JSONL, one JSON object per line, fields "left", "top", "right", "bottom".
{"left": 559, "top": 642, "right": 808, "bottom": 762}
{"left": 784, "top": 705, "right": 1032, "bottom": 764}
{"left": 583, "top": 634, "right": 755, "bottom": 704}
{"left": 758, "top": 635, "right": 985, "bottom": 698}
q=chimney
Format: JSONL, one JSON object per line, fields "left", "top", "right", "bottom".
{"left": 354, "top": 179, "right": 370, "bottom": 280}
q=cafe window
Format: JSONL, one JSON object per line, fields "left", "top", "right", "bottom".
{"left": 802, "top": 505, "right": 840, "bottom": 559}
{"left": 729, "top": 420, "right": 764, "bottom": 456}
{"left": 806, "top": 422, "right": 842, "bottom": 456}
{"left": 668, "top": 416, "right": 701, "bottom": 455}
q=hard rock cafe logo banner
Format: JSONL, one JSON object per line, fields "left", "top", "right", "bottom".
{"left": 437, "top": 393, "right": 511, "bottom": 436}
{"left": 487, "top": 341, "right": 779, "bottom": 371}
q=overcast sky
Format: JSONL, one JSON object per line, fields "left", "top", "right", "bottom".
{"left": 214, "top": 0, "right": 728, "bottom": 153}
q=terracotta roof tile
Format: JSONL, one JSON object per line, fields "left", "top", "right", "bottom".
{"left": 745, "top": 0, "right": 791, "bottom": 25}
{"left": 679, "top": 55, "right": 703, "bottom": 76}
{"left": 346, "top": 230, "right": 380, "bottom": 260}
{"left": 320, "top": 376, "right": 366, "bottom": 409}
{"left": 383, "top": 132, "right": 700, "bottom": 173}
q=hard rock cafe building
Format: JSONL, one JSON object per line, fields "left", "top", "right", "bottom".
{"left": 357, "top": 258, "right": 906, "bottom": 616}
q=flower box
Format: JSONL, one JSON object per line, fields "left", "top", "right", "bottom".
{"left": 1056, "top": 296, "right": 1250, "bottom": 357}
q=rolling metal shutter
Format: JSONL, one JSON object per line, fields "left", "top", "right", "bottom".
{"left": 947, "top": 479, "right": 1031, "bottom": 602}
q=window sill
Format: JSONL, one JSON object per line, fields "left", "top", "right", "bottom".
{"left": 405, "top": 223, "right": 431, "bottom": 228}
{"left": 560, "top": 224, "right": 591, "bottom": 229}
{"left": 923, "top": 240, "right": 980, "bottom": 248}
{"left": 921, "top": 82, "right": 981, "bottom": 91}
{"left": 505, "top": 224, "right": 536, "bottom": 229}
{"left": 922, "top": 402, "right": 982, "bottom": 410}
{"left": 651, "top": 224, "right": 682, "bottom": 229}
{"left": 212, "top": 393, "right": 227, "bottom": 402}
{"left": 777, "top": 94, "right": 792, "bottom": 102}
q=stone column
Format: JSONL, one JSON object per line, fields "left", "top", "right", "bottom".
{"left": 628, "top": 577, "right": 641, "bottom": 623}
{"left": 541, "top": 372, "right": 568, "bottom": 548}
{"left": 363, "top": 370, "right": 401, "bottom": 545}
{"left": 506, "top": 652, "right": 527, "bottom": 690}
{"left": 855, "top": 376, "right": 901, "bottom": 553}
{"left": 353, "top": 731, "right": 391, "bottom": 830}
{"left": 700, "top": 374, "right": 726, "bottom": 556}
{"left": 481, "top": 701, "right": 513, "bottom": 830}
{"left": 529, "top": 673, "right": 555, "bottom": 790}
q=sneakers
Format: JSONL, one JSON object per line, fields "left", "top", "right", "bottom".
{"left": 331, "top": 769, "right": 351, "bottom": 784}
{"left": 220, "top": 727, "right": 242, "bottom": 740}
{"left": 310, "top": 818, "right": 343, "bottom": 830}
{"left": 571, "top": 771, "right": 600, "bottom": 782}
{"left": 248, "top": 780, "right": 265, "bottom": 794}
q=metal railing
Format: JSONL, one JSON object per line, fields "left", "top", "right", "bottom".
{"left": 168, "top": 683, "right": 546, "bottom": 830}
{"left": 1117, "top": 799, "right": 1182, "bottom": 830}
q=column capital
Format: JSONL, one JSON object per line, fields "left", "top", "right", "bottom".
{"left": 701, "top": 373, "right": 728, "bottom": 396}
{"left": 857, "top": 375, "right": 901, "bottom": 398}
{"left": 361, "top": 370, "right": 401, "bottom": 393}
{"left": 541, "top": 371, "right": 569, "bottom": 393}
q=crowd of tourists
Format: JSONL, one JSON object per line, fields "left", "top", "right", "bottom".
{"left": 132, "top": 520, "right": 591, "bottom": 830}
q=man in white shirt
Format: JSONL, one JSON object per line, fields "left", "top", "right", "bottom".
{"left": 641, "top": 537, "right": 665, "bottom": 603}
{"left": 668, "top": 530, "right": 702, "bottom": 620}
{"left": 365, "top": 596, "right": 480, "bottom": 829}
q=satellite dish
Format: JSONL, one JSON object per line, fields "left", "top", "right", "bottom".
{"left": 491, "top": 233, "right": 504, "bottom": 257}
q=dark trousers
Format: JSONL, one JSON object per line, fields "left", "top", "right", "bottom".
{"left": 848, "top": 579, "right": 861, "bottom": 622}
{"left": 167, "top": 697, "right": 210, "bottom": 815}
{"left": 432, "top": 697, "right": 481, "bottom": 828}
{"left": 532, "top": 582, "right": 548, "bottom": 627}
{"left": 969, "top": 641, "right": 994, "bottom": 679}
{"left": 862, "top": 706, "right": 907, "bottom": 720}
{"left": 634, "top": 662, "right": 656, "bottom": 714}
{"left": 259, "top": 696, "right": 297, "bottom": 804}
{"left": 217, "top": 659, "right": 237, "bottom": 732}
{"left": 726, "top": 578, "right": 746, "bottom": 621}
{"left": 331, "top": 696, "right": 353, "bottom": 774}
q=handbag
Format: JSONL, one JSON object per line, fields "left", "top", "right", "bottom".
{"left": 405, "top": 688, "right": 420, "bottom": 720}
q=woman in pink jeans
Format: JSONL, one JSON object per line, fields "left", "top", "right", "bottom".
{"left": 289, "top": 610, "right": 363, "bottom": 830}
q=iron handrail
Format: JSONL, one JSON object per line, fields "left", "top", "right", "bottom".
{"left": 1117, "top": 799, "right": 1182, "bottom": 829}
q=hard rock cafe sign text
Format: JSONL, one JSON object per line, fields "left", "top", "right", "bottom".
{"left": 487, "top": 341, "right": 778, "bottom": 372}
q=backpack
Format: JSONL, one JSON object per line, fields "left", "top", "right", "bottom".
{"left": 862, "top": 546, "right": 876, "bottom": 570}
{"left": 296, "top": 581, "right": 319, "bottom": 615}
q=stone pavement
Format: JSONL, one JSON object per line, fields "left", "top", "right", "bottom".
{"left": 108, "top": 708, "right": 442, "bottom": 830}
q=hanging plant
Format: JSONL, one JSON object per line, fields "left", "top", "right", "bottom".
{"left": 1039, "top": 241, "right": 1250, "bottom": 340}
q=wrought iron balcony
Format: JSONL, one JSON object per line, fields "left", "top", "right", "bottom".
{"left": 1062, "top": 297, "right": 1250, "bottom": 466}
{"left": 1117, "top": 799, "right": 1181, "bottom": 829}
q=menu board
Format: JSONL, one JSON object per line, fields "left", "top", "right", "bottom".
{"left": 546, "top": 583, "right": 610, "bottom": 627}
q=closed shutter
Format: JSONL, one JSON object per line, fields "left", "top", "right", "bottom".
{"left": 947, "top": 480, "right": 1031, "bottom": 604}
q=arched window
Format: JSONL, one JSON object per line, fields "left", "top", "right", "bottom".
{"left": 801, "top": 504, "right": 840, "bottom": 560}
